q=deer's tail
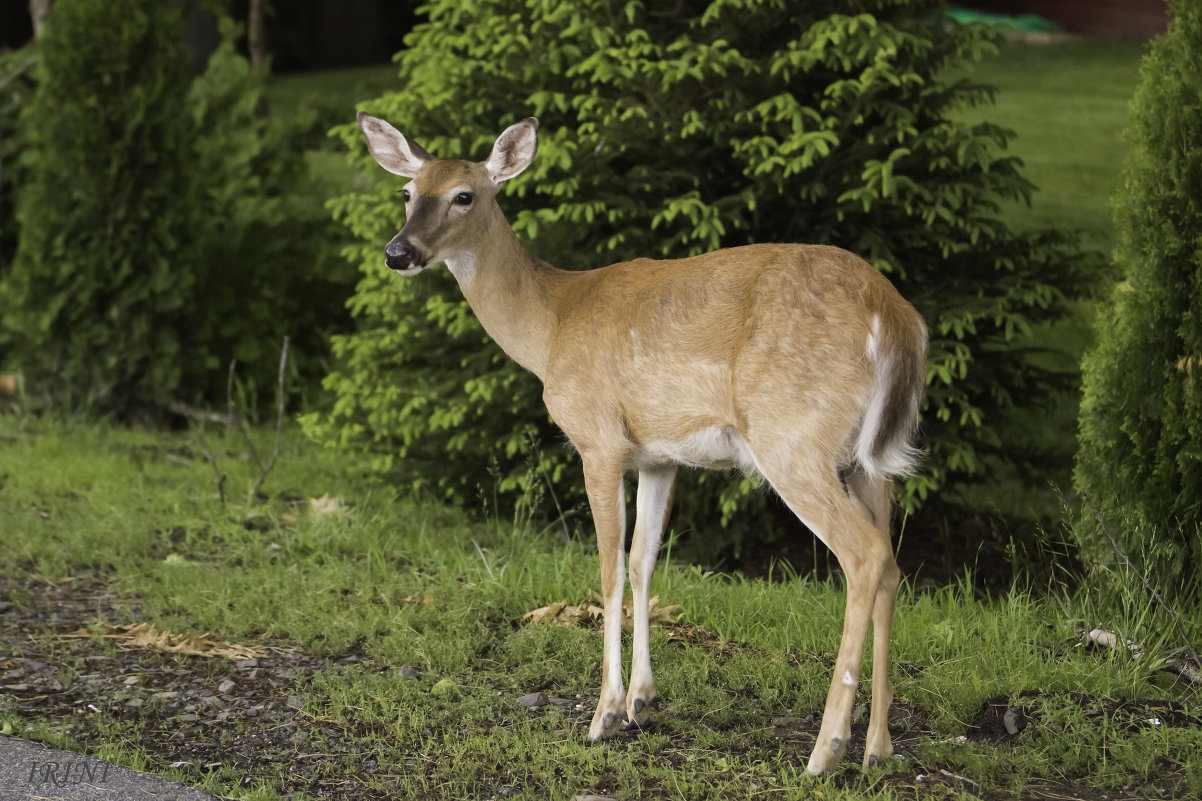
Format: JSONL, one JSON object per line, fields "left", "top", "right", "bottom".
{"left": 855, "top": 302, "right": 928, "bottom": 480}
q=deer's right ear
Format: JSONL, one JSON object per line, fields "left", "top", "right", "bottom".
{"left": 357, "top": 112, "right": 432, "bottom": 178}
{"left": 485, "top": 117, "right": 539, "bottom": 184}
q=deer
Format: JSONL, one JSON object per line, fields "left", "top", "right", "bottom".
{"left": 356, "top": 111, "right": 928, "bottom": 775}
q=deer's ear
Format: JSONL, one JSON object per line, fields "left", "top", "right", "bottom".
{"left": 357, "top": 112, "right": 432, "bottom": 178}
{"left": 485, "top": 118, "right": 538, "bottom": 184}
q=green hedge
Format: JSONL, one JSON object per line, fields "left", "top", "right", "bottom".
{"left": 1075, "top": 0, "right": 1202, "bottom": 596}
{"left": 306, "top": 0, "right": 1089, "bottom": 550}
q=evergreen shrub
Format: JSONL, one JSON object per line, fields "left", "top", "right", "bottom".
{"left": 1075, "top": 0, "right": 1202, "bottom": 597}
{"left": 307, "top": 0, "right": 1088, "bottom": 549}
{"left": 0, "top": 2, "right": 352, "bottom": 415}
{"left": 0, "top": 47, "right": 35, "bottom": 278}
{"left": 0, "top": 0, "right": 195, "bottom": 412}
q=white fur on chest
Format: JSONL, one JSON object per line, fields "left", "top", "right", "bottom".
{"left": 635, "top": 426, "right": 755, "bottom": 471}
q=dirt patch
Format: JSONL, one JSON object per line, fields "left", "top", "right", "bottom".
{"left": 3, "top": 575, "right": 1198, "bottom": 801}
{"left": 0, "top": 575, "right": 388, "bottom": 799}
{"left": 966, "top": 690, "right": 1202, "bottom": 744}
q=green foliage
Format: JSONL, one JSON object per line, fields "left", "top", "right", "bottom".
{"left": 307, "top": 0, "right": 1088, "bottom": 547}
{"left": 0, "top": 46, "right": 36, "bottom": 278}
{"left": 1075, "top": 0, "right": 1202, "bottom": 598}
{"left": 182, "top": 17, "right": 355, "bottom": 407}
{"left": 0, "top": 0, "right": 195, "bottom": 411}
{"left": 0, "top": 3, "right": 352, "bottom": 416}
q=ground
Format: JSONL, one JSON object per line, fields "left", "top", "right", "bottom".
{"left": 3, "top": 571, "right": 1198, "bottom": 801}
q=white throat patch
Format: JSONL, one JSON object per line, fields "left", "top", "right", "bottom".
{"left": 445, "top": 251, "right": 477, "bottom": 284}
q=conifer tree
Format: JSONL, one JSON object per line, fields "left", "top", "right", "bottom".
{"left": 0, "top": 0, "right": 194, "bottom": 412}
{"left": 1075, "top": 0, "right": 1202, "bottom": 594}
{"left": 307, "top": 0, "right": 1088, "bottom": 546}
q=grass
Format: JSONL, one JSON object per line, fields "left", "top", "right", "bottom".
{"left": 955, "top": 38, "right": 1146, "bottom": 253}
{"left": 2, "top": 416, "right": 1199, "bottom": 799}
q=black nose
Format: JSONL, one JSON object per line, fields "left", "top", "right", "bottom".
{"left": 385, "top": 239, "right": 419, "bottom": 270}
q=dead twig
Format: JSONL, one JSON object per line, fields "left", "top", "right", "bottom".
{"left": 524, "top": 427, "right": 571, "bottom": 543}
{"left": 174, "top": 336, "right": 289, "bottom": 505}
{"left": 249, "top": 335, "right": 289, "bottom": 500}
{"left": 198, "top": 443, "right": 226, "bottom": 504}
{"left": 226, "top": 358, "right": 263, "bottom": 473}
{"left": 1084, "top": 495, "right": 1202, "bottom": 675}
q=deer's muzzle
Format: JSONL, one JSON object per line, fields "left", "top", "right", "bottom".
{"left": 385, "top": 237, "right": 423, "bottom": 272}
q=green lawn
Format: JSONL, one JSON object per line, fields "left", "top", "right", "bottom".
{"left": 954, "top": 38, "right": 1146, "bottom": 254}
{"left": 944, "top": 38, "right": 1146, "bottom": 518}
{"left": 2, "top": 418, "right": 1199, "bottom": 799}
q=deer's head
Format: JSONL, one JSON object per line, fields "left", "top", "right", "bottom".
{"left": 356, "top": 112, "right": 538, "bottom": 276}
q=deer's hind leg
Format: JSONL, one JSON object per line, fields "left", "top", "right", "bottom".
{"left": 750, "top": 443, "right": 897, "bottom": 775}
{"left": 845, "top": 467, "right": 899, "bottom": 768}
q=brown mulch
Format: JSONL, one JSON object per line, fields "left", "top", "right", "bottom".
{"left": 1, "top": 574, "right": 388, "bottom": 799}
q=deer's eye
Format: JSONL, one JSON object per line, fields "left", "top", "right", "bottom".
{"left": 453, "top": 192, "right": 474, "bottom": 206}
{"left": 400, "top": 188, "right": 411, "bottom": 202}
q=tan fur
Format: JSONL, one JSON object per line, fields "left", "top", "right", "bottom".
{"left": 357, "top": 113, "right": 928, "bottom": 775}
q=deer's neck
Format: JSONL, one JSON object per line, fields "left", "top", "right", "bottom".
{"left": 445, "top": 215, "right": 563, "bottom": 381}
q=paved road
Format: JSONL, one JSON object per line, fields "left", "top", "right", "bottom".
{"left": 0, "top": 736, "right": 213, "bottom": 801}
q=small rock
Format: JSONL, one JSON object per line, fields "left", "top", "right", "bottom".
{"left": 1003, "top": 706, "right": 1027, "bottom": 735}
{"left": 178, "top": 713, "right": 197, "bottom": 722}
{"left": 218, "top": 678, "right": 236, "bottom": 693}
{"left": 235, "top": 659, "right": 258, "bottom": 669}
{"left": 286, "top": 694, "right": 306, "bottom": 709}
{"left": 399, "top": 665, "right": 420, "bottom": 681}
{"left": 518, "top": 692, "right": 549, "bottom": 709}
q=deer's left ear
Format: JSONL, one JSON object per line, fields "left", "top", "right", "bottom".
{"left": 485, "top": 118, "right": 538, "bottom": 184}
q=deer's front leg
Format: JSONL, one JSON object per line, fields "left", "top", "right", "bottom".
{"left": 624, "top": 465, "right": 676, "bottom": 730}
{"left": 582, "top": 457, "right": 627, "bottom": 741}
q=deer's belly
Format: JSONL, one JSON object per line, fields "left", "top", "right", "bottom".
{"left": 633, "top": 426, "right": 755, "bottom": 471}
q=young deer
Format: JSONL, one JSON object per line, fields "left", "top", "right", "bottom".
{"left": 357, "top": 112, "right": 928, "bottom": 775}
